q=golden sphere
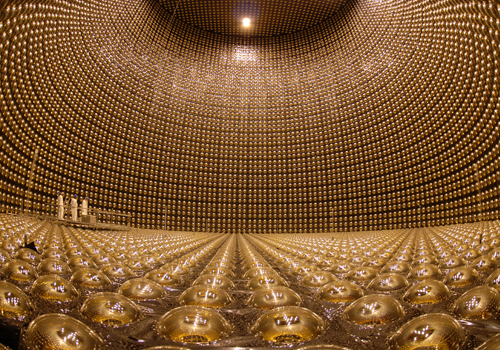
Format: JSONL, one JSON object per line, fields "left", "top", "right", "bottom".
{"left": 367, "top": 273, "right": 409, "bottom": 292}
{"left": 0, "top": 248, "right": 12, "bottom": 266}
{"left": 300, "top": 271, "right": 337, "bottom": 288}
{"left": 243, "top": 260, "right": 267, "bottom": 269}
{"left": 363, "top": 258, "right": 387, "bottom": 268}
{"left": 247, "top": 286, "right": 301, "bottom": 309}
{"left": 118, "top": 278, "right": 166, "bottom": 301}
{"left": 316, "top": 280, "right": 363, "bottom": 303}
{"left": 66, "top": 247, "right": 86, "bottom": 258}
{"left": 160, "top": 263, "right": 189, "bottom": 276}
{"left": 26, "top": 313, "right": 104, "bottom": 350}
{"left": 343, "top": 294, "right": 404, "bottom": 326}
{"left": 381, "top": 261, "right": 411, "bottom": 274}
{"left": 461, "top": 248, "right": 480, "bottom": 261}
{"left": 247, "top": 275, "right": 288, "bottom": 290}
{"left": 193, "top": 275, "right": 234, "bottom": 290}
{"left": 470, "top": 257, "right": 497, "bottom": 272}
{"left": 32, "top": 275, "right": 79, "bottom": 302}
{"left": 41, "top": 248, "right": 66, "bottom": 260}
{"left": 438, "top": 256, "right": 465, "bottom": 269}
{"left": 70, "top": 268, "right": 112, "bottom": 289}
{"left": 37, "top": 258, "right": 71, "bottom": 276}
{"left": 243, "top": 267, "right": 277, "bottom": 279}
{"left": 92, "top": 254, "right": 116, "bottom": 267}
{"left": 123, "top": 258, "right": 151, "bottom": 273}
{"left": 14, "top": 248, "right": 40, "bottom": 266}
{"left": 0, "top": 280, "right": 32, "bottom": 318}
{"left": 444, "top": 266, "right": 479, "bottom": 288}
{"left": 145, "top": 269, "right": 181, "bottom": 287}
{"left": 452, "top": 286, "right": 500, "bottom": 320}
{"left": 317, "top": 258, "right": 337, "bottom": 269}
{"left": 389, "top": 313, "right": 465, "bottom": 350}
{"left": 201, "top": 267, "right": 234, "bottom": 278}
{"left": 345, "top": 267, "right": 378, "bottom": 283}
{"left": 414, "top": 255, "right": 438, "bottom": 265}
{"left": 403, "top": 280, "right": 450, "bottom": 305}
{"left": 68, "top": 256, "right": 97, "bottom": 271}
{"left": 329, "top": 262, "right": 353, "bottom": 276}
{"left": 486, "top": 269, "right": 500, "bottom": 291}
{"left": 2, "top": 239, "right": 19, "bottom": 256}
{"left": 157, "top": 306, "right": 232, "bottom": 343}
{"left": 291, "top": 264, "right": 319, "bottom": 277}
{"left": 251, "top": 306, "right": 325, "bottom": 343}
{"left": 179, "top": 286, "right": 231, "bottom": 308}
{"left": 81, "top": 292, "right": 140, "bottom": 327}
{"left": 392, "top": 253, "right": 412, "bottom": 263}
{"left": 101, "top": 263, "right": 134, "bottom": 282}
{"left": 3, "top": 259, "right": 38, "bottom": 282}
{"left": 408, "top": 264, "right": 442, "bottom": 281}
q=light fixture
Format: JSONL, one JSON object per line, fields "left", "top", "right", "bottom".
{"left": 242, "top": 18, "right": 251, "bottom": 27}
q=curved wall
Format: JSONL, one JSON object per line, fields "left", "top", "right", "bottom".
{"left": 1, "top": 0, "right": 499, "bottom": 232}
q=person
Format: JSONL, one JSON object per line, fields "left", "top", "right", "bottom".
{"left": 57, "top": 192, "right": 64, "bottom": 220}
{"left": 71, "top": 194, "right": 78, "bottom": 221}
{"left": 82, "top": 196, "right": 89, "bottom": 216}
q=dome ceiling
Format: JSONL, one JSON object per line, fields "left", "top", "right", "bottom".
{"left": 158, "top": 0, "right": 349, "bottom": 37}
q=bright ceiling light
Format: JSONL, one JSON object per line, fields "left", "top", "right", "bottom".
{"left": 242, "top": 18, "right": 251, "bottom": 27}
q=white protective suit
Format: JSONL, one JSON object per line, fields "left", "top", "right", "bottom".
{"left": 71, "top": 197, "right": 78, "bottom": 221}
{"left": 57, "top": 194, "right": 64, "bottom": 220}
{"left": 82, "top": 198, "right": 88, "bottom": 216}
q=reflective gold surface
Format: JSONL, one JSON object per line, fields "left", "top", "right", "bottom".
{"left": 452, "top": 286, "right": 500, "bottom": 320}
{"left": 3, "top": 259, "right": 38, "bottom": 282}
{"left": 157, "top": 306, "right": 232, "bottom": 343}
{"left": 247, "top": 275, "right": 288, "bottom": 290}
{"left": 298, "top": 346, "right": 352, "bottom": 350}
{"left": 145, "top": 270, "right": 181, "bottom": 287}
{"left": 252, "top": 306, "right": 325, "bottom": 343}
{"left": 343, "top": 294, "right": 404, "bottom": 326}
{"left": 193, "top": 275, "right": 235, "bottom": 290}
{"left": 101, "top": 264, "right": 135, "bottom": 282}
{"left": 345, "top": 267, "right": 378, "bottom": 283}
{"left": 408, "top": 264, "right": 443, "bottom": 281}
{"left": 367, "top": 273, "right": 409, "bottom": 292}
{"left": 37, "top": 258, "right": 72, "bottom": 276}
{"left": 118, "top": 278, "right": 166, "bottom": 301}
{"left": 247, "top": 286, "right": 302, "bottom": 309}
{"left": 2, "top": 216, "right": 500, "bottom": 349}
{"left": 477, "top": 334, "right": 500, "bottom": 350}
{"left": 70, "top": 268, "right": 112, "bottom": 289}
{"left": 486, "top": 269, "right": 500, "bottom": 291}
{"left": 316, "top": 281, "right": 363, "bottom": 303}
{"left": 300, "top": 271, "right": 337, "bottom": 288}
{"left": 403, "top": 280, "right": 450, "bottom": 305}
{"left": 0, "top": 280, "right": 32, "bottom": 318}
{"left": 26, "top": 314, "right": 104, "bottom": 350}
{"left": 32, "top": 275, "right": 79, "bottom": 302}
{"left": 179, "top": 286, "right": 231, "bottom": 308}
{"left": 444, "top": 266, "right": 479, "bottom": 288}
{"left": 81, "top": 292, "right": 140, "bottom": 326}
{"left": 14, "top": 248, "right": 41, "bottom": 266}
{"left": 381, "top": 261, "right": 411, "bottom": 274}
{"left": 389, "top": 313, "right": 465, "bottom": 350}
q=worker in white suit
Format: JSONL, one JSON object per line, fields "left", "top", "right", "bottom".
{"left": 82, "top": 196, "right": 89, "bottom": 216}
{"left": 57, "top": 192, "right": 64, "bottom": 220}
{"left": 71, "top": 194, "right": 78, "bottom": 221}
